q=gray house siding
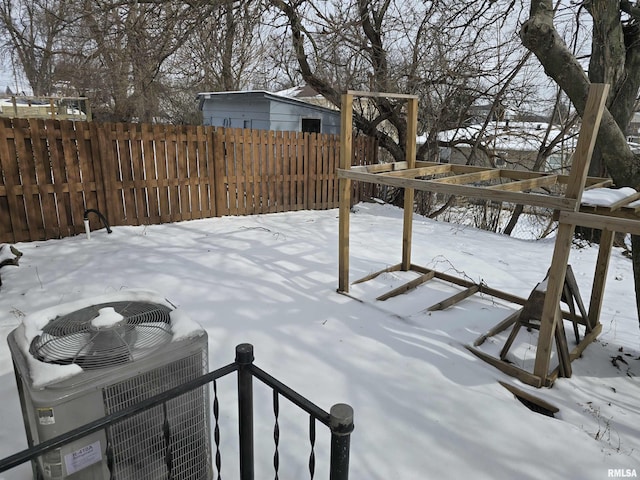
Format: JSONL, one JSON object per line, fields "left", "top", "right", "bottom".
{"left": 197, "top": 91, "right": 340, "bottom": 134}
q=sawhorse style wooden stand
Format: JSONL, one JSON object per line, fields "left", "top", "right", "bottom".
{"left": 337, "top": 84, "right": 640, "bottom": 387}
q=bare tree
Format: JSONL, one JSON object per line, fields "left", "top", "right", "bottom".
{"left": 268, "top": 0, "right": 528, "bottom": 163}
{"left": 0, "top": 0, "right": 74, "bottom": 95}
{"left": 520, "top": 0, "right": 640, "bottom": 322}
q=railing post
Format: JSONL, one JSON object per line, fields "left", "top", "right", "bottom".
{"left": 329, "top": 403, "right": 354, "bottom": 480}
{"left": 236, "top": 343, "right": 255, "bottom": 480}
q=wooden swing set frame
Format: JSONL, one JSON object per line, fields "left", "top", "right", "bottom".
{"left": 337, "top": 84, "right": 640, "bottom": 388}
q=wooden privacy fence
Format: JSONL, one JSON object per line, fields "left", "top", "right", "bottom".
{"left": 0, "top": 118, "right": 378, "bottom": 243}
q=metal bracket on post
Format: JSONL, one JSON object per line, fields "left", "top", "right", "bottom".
{"left": 329, "top": 403, "right": 354, "bottom": 480}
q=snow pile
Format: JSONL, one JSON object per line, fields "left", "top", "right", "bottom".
{"left": 581, "top": 187, "right": 637, "bottom": 206}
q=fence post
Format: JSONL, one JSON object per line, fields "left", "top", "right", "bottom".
{"left": 329, "top": 403, "right": 354, "bottom": 480}
{"left": 236, "top": 343, "right": 255, "bottom": 480}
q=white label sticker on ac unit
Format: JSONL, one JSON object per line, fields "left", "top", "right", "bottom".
{"left": 63, "top": 441, "right": 102, "bottom": 475}
{"left": 37, "top": 407, "right": 55, "bottom": 425}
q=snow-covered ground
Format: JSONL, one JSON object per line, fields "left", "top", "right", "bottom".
{"left": 0, "top": 202, "right": 638, "bottom": 479}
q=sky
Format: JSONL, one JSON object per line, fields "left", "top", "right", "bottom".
{"left": 0, "top": 201, "right": 638, "bottom": 479}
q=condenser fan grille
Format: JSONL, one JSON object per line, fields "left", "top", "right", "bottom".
{"left": 29, "top": 301, "right": 174, "bottom": 370}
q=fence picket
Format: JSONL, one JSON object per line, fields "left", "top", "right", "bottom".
{"left": 0, "top": 120, "right": 376, "bottom": 243}
{"left": 30, "top": 119, "right": 59, "bottom": 239}
{"left": 76, "top": 121, "right": 103, "bottom": 229}
{"left": 12, "top": 118, "right": 42, "bottom": 241}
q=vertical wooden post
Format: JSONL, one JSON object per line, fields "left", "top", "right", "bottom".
{"left": 588, "top": 228, "right": 614, "bottom": 326}
{"left": 338, "top": 93, "right": 353, "bottom": 293}
{"left": 533, "top": 83, "right": 609, "bottom": 382}
{"left": 402, "top": 98, "right": 418, "bottom": 270}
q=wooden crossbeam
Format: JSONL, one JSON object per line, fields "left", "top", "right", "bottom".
{"left": 383, "top": 165, "right": 453, "bottom": 178}
{"left": 473, "top": 309, "right": 521, "bottom": 347}
{"left": 498, "top": 381, "right": 560, "bottom": 415}
{"left": 605, "top": 191, "right": 640, "bottom": 211}
{"left": 559, "top": 210, "right": 640, "bottom": 236}
{"left": 350, "top": 162, "right": 410, "bottom": 174}
{"left": 465, "top": 345, "right": 544, "bottom": 387}
{"left": 351, "top": 264, "right": 402, "bottom": 285}
{"left": 488, "top": 175, "right": 559, "bottom": 192}
{"left": 426, "top": 285, "right": 480, "bottom": 311}
{"left": 428, "top": 169, "right": 500, "bottom": 185}
{"left": 377, "top": 270, "right": 436, "bottom": 301}
{"left": 337, "top": 169, "right": 578, "bottom": 210}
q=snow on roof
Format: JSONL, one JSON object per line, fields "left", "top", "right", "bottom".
{"left": 274, "top": 85, "right": 323, "bottom": 99}
{"left": 581, "top": 187, "right": 638, "bottom": 207}
{"left": 436, "top": 122, "right": 573, "bottom": 152}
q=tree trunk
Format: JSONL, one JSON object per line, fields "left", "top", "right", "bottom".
{"left": 522, "top": 0, "right": 640, "bottom": 325}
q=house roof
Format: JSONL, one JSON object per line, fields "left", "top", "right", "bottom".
{"left": 433, "top": 122, "right": 576, "bottom": 153}
{"left": 274, "top": 85, "right": 323, "bottom": 99}
{"left": 196, "top": 90, "right": 339, "bottom": 116}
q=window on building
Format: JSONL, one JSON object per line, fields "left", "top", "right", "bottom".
{"left": 302, "top": 118, "right": 321, "bottom": 133}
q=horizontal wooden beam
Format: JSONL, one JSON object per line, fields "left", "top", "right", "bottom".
{"left": 428, "top": 169, "right": 501, "bottom": 185}
{"left": 350, "top": 162, "right": 409, "bottom": 173}
{"left": 346, "top": 90, "right": 418, "bottom": 100}
{"left": 351, "top": 263, "right": 402, "bottom": 285}
{"left": 473, "top": 309, "right": 522, "bottom": 346}
{"left": 337, "top": 169, "right": 577, "bottom": 210}
{"left": 559, "top": 210, "right": 640, "bottom": 235}
{"left": 377, "top": 270, "right": 436, "bottom": 301}
{"left": 465, "top": 345, "right": 543, "bottom": 387}
{"left": 569, "top": 322, "right": 602, "bottom": 361}
{"left": 488, "top": 175, "right": 559, "bottom": 192}
{"left": 426, "top": 285, "right": 480, "bottom": 311}
{"left": 498, "top": 381, "right": 559, "bottom": 413}
{"left": 383, "top": 165, "right": 453, "bottom": 178}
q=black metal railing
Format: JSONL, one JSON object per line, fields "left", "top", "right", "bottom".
{"left": 0, "top": 343, "right": 354, "bottom": 480}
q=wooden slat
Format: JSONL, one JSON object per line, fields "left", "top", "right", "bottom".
{"left": 346, "top": 90, "right": 418, "bottom": 100}
{"left": 76, "top": 121, "right": 102, "bottom": 229}
{"left": 129, "top": 123, "right": 147, "bottom": 224}
{"left": 213, "top": 128, "right": 228, "bottom": 216}
{"left": 46, "top": 120, "right": 73, "bottom": 236}
{"left": 296, "top": 132, "right": 305, "bottom": 210}
{"left": 274, "top": 130, "right": 283, "bottom": 212}
{"left": 0, "top": 120, "right": 15, "bottom": 242}
{"left": 426, "top": 169, "right": 501, "bottom": 185}
{"left": 13, "top": 118, "right": 43, "bottom": 240}
{"left": 350, "top": 161, "right": 410, "bottom": 174}
{"left": 328, "top": 133, "right": 338, "bottom": 206}
{"left": 384, "top": 165, "right": 454, "bottom": 178}
{"left": 498, "top": 381, "right": 559, "bottom": 414}
{"left": 114, "top": 123, "right": 135, "bottom": 224}
{"left": 154, "top": 125, "right": 172, "bottom": 222}
{"left": 465, "top": 345, "right": 543, "bottom": 388}
{"left": 257, "top": 129, "right": 269, "bottom": 214}
{"left": 59, "top": 120, "right": 85, "bottom": 235}
{"left": 473, "top": 309, "right": 521, "bottom": 346}
{"left": 352, "top": 263, "right": 403, "bottom": 285}
{"left": 141, "top": 123, "right": 160, "bottom": 223}
{"left": 32, "top": 119, "right": 60, "bottom": 238}
{"left": 186, "top": 125, "right": 202, "bottom": 219}
{"left": 376, "top": 270, "right": 435, "bottom": 301}
{"left": 488, "top": 175, "right": 559, "bottom": 192}
{"left": 426, "top": 285, "right": 480, "bottom": 311}
{"left": 307, "top": 132, "right": 317, "bottom": 209}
